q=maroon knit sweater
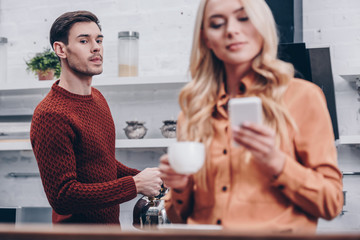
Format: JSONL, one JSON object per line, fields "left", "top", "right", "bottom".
{"left": 30, "top": 80, "right": 140, "bottom": 224}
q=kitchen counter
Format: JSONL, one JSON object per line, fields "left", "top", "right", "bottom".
{"left": 0, "top": 224, "right": 360, "bottom": 240}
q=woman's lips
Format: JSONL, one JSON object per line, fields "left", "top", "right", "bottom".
{"left": 226, "top": 42, "right": 246, "bottom": 51}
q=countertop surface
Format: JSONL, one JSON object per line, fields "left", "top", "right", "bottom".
{"left": 1, "top": 224, "right": 360, "bottom": 240}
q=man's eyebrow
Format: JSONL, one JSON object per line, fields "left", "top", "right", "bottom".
{"left": 76, "top": 34, "right": 104, "bottom": 38}
{"left": 77, "top": 34, "right": 90, "bottom": 38}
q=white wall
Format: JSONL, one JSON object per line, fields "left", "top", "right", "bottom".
{"left": 303, "top": 0, "right": 360, "bottom": 232}
{"left": 303, "top": 0, "right": 360, "bottom": 137}
{"left": 0, "top": 0, "right": 360, "bottom": 232}
{"left": 0, "top": 0, "right": 200, "bottom": 82}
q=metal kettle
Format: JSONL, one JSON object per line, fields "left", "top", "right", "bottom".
{"left": 132, "top": 186, "right": 170, "bottom": 228}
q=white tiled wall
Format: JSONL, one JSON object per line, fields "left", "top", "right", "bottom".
{"left": 0, "top": 0, "right": 200, "bottom": 83}
{"left": 303, "top": 0, "right": 360, "bottom": 136}
{"left": 303, "top": 0, "right": 360, "bottom": 232}
{"left": 0, "top": 0, "right": 360, "bottom": 232}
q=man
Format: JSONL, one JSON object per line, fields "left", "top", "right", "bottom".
{"left": 30, "top": 11, "right": 162, "bottom": 224}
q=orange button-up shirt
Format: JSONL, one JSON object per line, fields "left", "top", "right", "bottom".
{"left": 165, "top": 77, "right": 343, "bottom": 233}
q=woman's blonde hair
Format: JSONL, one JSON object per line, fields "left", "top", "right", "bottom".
{"left": 178, "top": 0, "right": 296, "bottom": 189}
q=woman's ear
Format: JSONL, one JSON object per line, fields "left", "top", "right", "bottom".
{"left": 53, "top": 41, "right": 66, "bottom": 59}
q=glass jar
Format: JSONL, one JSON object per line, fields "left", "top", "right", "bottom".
{"left": 0, "top": 37, "right": 8, "bottom": 84}
{"left": 118, "top": 31, "right": 139, "bottom": 77}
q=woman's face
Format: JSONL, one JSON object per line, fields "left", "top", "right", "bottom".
{"left": 202, "top": 0, "right": 263, "bottom": 67}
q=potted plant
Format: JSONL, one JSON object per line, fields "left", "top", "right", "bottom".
{"left": 26, "top": 48, "right": 61, "bottom": 80}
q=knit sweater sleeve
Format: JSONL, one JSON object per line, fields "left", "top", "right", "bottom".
{"left": 31, "top": 110, "right": 137, "bottom": 215}
{"left": 116, "top": 160, "right": 140, "bottom": 178}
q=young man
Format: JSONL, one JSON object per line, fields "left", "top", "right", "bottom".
{"left": 30, "top": 11, "right": 162, "bottom": 224}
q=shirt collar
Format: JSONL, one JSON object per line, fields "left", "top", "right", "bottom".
{"left": 214, "top": 73, "right": 255, "bottom": 119}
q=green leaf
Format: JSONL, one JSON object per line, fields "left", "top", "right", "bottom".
{"left": 25, "top": 48, "right": 61, "bottom": 78}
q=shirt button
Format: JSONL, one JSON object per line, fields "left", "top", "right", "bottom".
{"left": 222, "top": 186, "right": 227, "bottom": 192}
{"left": 176, "top": 199, "right": 183, "bottom": 204}
{"left": 223, "top": 149, "right": 227, "bottom": 155}
{"left": 278, "top": 185, "right": 285, "bottom": 190}
{"left": 216, "top": 219, "right": 222, "bottom": 225}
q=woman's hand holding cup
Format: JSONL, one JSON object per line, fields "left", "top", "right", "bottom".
{"left": 159, "top": 154, "right": 190, "bottom": 193}
{"left": 159, "top": 141, "right": 205, "bottom": 192}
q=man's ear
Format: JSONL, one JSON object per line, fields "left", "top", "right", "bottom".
{"left": 201, "top": 30, "right": 211, "bottom": 49}
{"left": 53, "top": 41, "right": 66, "bottom": 59}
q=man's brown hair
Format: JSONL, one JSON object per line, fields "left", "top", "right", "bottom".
{"left": 49, "top": 10, "right": 101, "bottom": 49}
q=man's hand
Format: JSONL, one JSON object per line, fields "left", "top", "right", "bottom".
{"left": 133, "top": 167, "right": 162, "bottom": 197}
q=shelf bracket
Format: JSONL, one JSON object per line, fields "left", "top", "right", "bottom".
{"left": 340, "top": 74, "right": 360, "bottom": 86}
{"left": 356, "top": 77, "right": 360, "bottom": 96}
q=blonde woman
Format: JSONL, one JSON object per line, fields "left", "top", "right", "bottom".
{"left": 159, "top": 0, "right": 343, "bottom": 233}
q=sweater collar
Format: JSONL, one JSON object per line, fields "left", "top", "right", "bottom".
{"left": 51, "top": 80, "right": 94, "bottom": 101}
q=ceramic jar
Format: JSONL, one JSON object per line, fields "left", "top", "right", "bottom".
{"left": 123, "top": 121, "right": 147, "bottom": 139}
{"left": 160, "top": 120, "right": 177, "bottom": 138}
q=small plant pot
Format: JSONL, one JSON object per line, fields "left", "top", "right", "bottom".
{"left": 37, "top": 69, "right": 55, "bottom": 81}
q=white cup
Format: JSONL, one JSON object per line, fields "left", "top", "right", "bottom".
{"left": 168, "top": 141, "right": 205, "bottom": 174}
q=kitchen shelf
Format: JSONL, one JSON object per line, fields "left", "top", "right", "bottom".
{"left": 339, "top": 135, "right": 360, "bottom": 145}
{"left": 0, "top": 75, "right": 190, "bottom": 92}
{"left": 340, "top": 74, "right": 360, "bottom": 89}
{"left": 0, "top": 122, "right": 30, "bottom": 133}
{"left": 0, "top": 138, "right": 176, "bottom": 151}
{"left": 0, "top": 139, "right": 32, "bottom": 151}
{"left": 340, "top": 74, "right": 360, "bottom": 83}
{"left": 0, "top": 75, "right": 183, "bottom": 151}
{"left": 0, "top": 111, "right": 33, "bottom": 117}
{"left": 93, "top": 75, "right": 189, "bottom": 86}
{"left": 115, "top": 138, "right": 176, "bottom": 149}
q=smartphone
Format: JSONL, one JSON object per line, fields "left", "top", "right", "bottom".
{"left": 228, "top": 97, "right": 262, "bottom": 128}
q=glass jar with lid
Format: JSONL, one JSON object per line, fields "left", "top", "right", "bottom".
{"left": 118, "top": 31, "right": 139, "bottom": 77}
{"left": 0, "top": 37, "right": 8, "bottom": 84}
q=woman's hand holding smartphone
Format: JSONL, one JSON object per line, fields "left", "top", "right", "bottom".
{"left": 229, "top": 97, "right": 285, "bottom": 179}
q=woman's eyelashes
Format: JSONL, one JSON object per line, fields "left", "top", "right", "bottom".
{"left": 209, "top": 16, "right": 249, "bottom": 29}
{"left": 210, "top": 20, "right": 225, "bottom": 29}
{"left": 238, "top": 16, "right": 249, "bottom": 22}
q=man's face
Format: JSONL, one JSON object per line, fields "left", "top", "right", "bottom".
{"left": 64, "top": 21, "right": 103, "bottom": 76}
